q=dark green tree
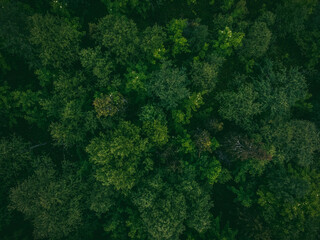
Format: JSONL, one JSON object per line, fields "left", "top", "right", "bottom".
{"left": 10, "top": 157, "right": 88, "bottom": 240}
{"left": 90, "top": 15, "right": 140, "bottom": 65}
{"left": 148, "top": 61, "right": 189, "bottom": 110}
{"left": 29, "top": 14, "right": 83, "bottom": 69}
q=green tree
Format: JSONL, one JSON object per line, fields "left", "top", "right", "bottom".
{"left": 141, "top": 25, "right": 167, "bottom": 64}
{"left": 0, "top": 83, "right": 45, "bottom": 129}
{"left": 132, "top": 169, "right": 212, "bottom": 240}
{"left": 40, "top": 71, "right": 97, "bottom": 147}
{"left": 217, "top": 83, "right": 262, "bottom": 130}
{"left": 275, "top": 0, "right": 317, "bottom": 39}
{"left": 148, "top": 61, "right": 189, "bottom": 110}
{"left": 0, "top": 136, "right": 32, "bottom": 237}
{"left": 183, "top": 20, "right": 209, "bottom": 55}
{"left": 139, "top": 106, "right": 169, "bottom": 146}
{"left": 29, "top": 14, "right": 83, "bottom": 69}
{"left": 9, "top": 157, "right": 87, "bottom": 240}
{"left": 100, "top": 0, "right": 151, "bottom": 15}
{"left": 0, "top": 1, "right": 33, "bottom": 60}
{"left": 257, "top": 165, "right": 320, "bottom": 240}
{"left": 2, "top": 1, "right": 320, "bottom": 240}
{"left": 262, "top": 120, "right": 319, "bottom": 167}
{"left": 239, "top": 21, "right": 272, "bottom": 59}
{"left": 93, "top": 92, "right": 126, "bottom": 118}
{"left": 254, "top": 61, "right": 308, "bottom": 120}
{"left": 213, "top": 26, "right": 244, "bottom": 57}
{"left": 80, "top": 47, "right": 116, "bottom": 89}
{"left": 90, "top": 15, "right": 140, "bottom": 65}
{"left": 190, "top": 53, "right": 224, "bottom": 92}
{"left": 132, "top": 175, "right": 187, "bottom": 240}
{"left": 167, "top": 19, "right": 190, "bottom": 56}
{"left": 86, "top": 121, "right": 150, "bottom": 191}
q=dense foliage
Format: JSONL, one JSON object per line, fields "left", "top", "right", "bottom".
{"left": 1, "top": 0, "right": 320, "bottom": 239}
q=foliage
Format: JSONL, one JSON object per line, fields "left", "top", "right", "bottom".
{"left": 217, "top": 83, "right": 261, "bottom": 130}
{"left": 90, "top": 14, "right": 139, "bottom": 65}
{"left": 10, "top": 157, "right": 87, "bottom": 240}
{"left": 29, "top": 14, "right": 83, "bottom": 69}
{"left": 40, "top": 72, "right": 97, "bottom": 148}
{"left": 213, "top": 26, "right": 245, "bottom": 57}
{"left": 148, "top": 61, "right": 189, "bottom": 110}
{"left": 132, "top": 169, "right": 212, "bottom": 240}
{"left": 254, "top": 61, "right": 308, "bottom": 120}
{"left": 100, "top": 0, "right": 151, "bottom": 15}
{"left": 257, "top": 166, "right": 320, "bottom": 239}
{"left": 2, "top": 1, "right": 320, "bottom": 239}
{"left": 240, "top": 21, "right": 272, "bottom": 59}
{"left": 80, "top": 47, "right": 115, "bottom": 89}
{"left": 167, "top": 19, "right": 190, "bottom": 56}
{"left": 0, "top": 136, "right": 32, "bottom": 236}
{"left": 87, "top": 121, "right": 150, "bottom": 191}
{"left": 93, "top": 92, "right": 126, "bottom": 118}
{"left": 0, "top": 1, "right": 33, "bottom": 59}
{"left": 190, "top": 54, "right": 224, "bottom": 92}
{"left": 263, "top": 120, "right": 320, "bottom": 167}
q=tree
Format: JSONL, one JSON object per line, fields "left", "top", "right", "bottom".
{"left": 2, "top": 1, "right": 320, "bottom": 239}
{"left": 100, "top": 0, "right": 151, "bottom": 16}
{"left": 148, "top": 61, "right": 189, "bottom": 110}
{"left": 125, "top": 63, "right": 149, "bottom": 96}
{"left": 275, "top": 0, "right": 317, "bottom": 39}
{"left": 86, "top": 121, "right": 150, "bottom": 191}
{"left": 0, "top": 82, "right": 44, "bottom": 130}
{"left": 0, "top": 1, "right": 33, "bottom": 60}
{"left": 40, "top": 71, "right": 97, "bottom": 148}
{"left": 0, "top": 136, "right": 32, "bottom": 238}
{"left": 262, "top": 120, "right": 319, "bottom": 167}
{"left": 183, "top": 20, "right": 209, "bottom": 55}
{"left": 131, "top": 169, "right": 212, "bottom": 240}
{"left": 190, "top": 53, "right": 224, "bottom": 92}
{"left": 217, "top": 83, "right": 262, "bottom": 130}
{"left": 9, "top": 157, "right": 88, "bottom": 240}
{"left": 139, "top": 105, "right": 169, "bottom": 146}
{"left": 141, "top": 25, "right": 167, "bottom": 64}
{"left": 239, "top": 21, "right": 272, "bottom": 59}
{"left": 93, "top": 92, "right": 126, "bottom": 118}
{"left": 29, "top": 14, "right": 83, "bottom": 69}
{"left": 213, "top": 26, "right": 245, "bottom": 57}
{"left": 254, "top": 61, "right": 308, "bottom": 120}
{"left": 257, "top": 165, "right": 320, "bottom": 240}
{"left": 90, "top": 14, "right": 140, "bottom": 65}
{"left": 141, "top": 118, "right": 169, "bottom": 146}
{"left": 167, "top": 19, "right": 190, "bottom": 56}
{"left": 295, "top": 4, "right": 320, "bottom": 69}
{"left": 132, "top": 175, "right": 187, "bottom": 240}
{"left": 80, "top": 47, "right": 116, "bottom": 89}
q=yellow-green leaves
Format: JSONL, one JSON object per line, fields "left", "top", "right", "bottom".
{"left": 213, "top": 26, "right": 244, "bottom": 56}
{"left": 141, "top": 25, "right": 167, "bottom": 64}
{"left": 125, "top": 64, "right": 148, "bottom": 94}
{"left": 142, "top": 120, "right": 169, "bottom": 146}
{"left": 167, "top": 19, "right": 190, "bottom": 56}
{"left": 87, "top": 121, "right": 150, "bottom": 191}
{"left": 172, "top": 92, "right": 205, "bottom": 127}
{"left": 139, "top": 105, "right": 169, "bottom": 146}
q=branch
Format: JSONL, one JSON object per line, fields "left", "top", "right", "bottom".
{"left": 30, "top": 142, "right": 47, "bottom": 150}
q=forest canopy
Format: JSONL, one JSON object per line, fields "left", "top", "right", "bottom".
{"left": 1, "top": 0, "right": 320, "bottom": 239}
